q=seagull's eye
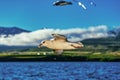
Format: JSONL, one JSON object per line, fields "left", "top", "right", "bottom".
{"left": 43, "top": 41, "right": 45, "bottom": 43}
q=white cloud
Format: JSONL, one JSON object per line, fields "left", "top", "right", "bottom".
{"left": 0, "top": 25, "right": 112, "bottom": 46}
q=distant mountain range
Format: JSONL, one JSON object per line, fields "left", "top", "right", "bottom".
{"left": 0, "top": 26, "right": 120, "bottom": 38}
{"left": 82, "top": 27, "right": 120, "bottom": 51}
{"left": 0, "top": 27, "right": 31, "bottom": 51}
{"left": 0, "top": 26, "right": 30, "bottom": 36}
{"left": 108, "top": 27, "right": 120, "bottom": 40}
{"left": 0, "top": 26, "right": 120, "bottom": 51}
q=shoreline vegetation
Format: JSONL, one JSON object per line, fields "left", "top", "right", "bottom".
{"left": 0, "top": 34, "right": 120, "bottom": 62}
{"left": 0, "top": 47, "right": 120, "bottom": 62}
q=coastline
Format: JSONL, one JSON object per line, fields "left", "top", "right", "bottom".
{"left": 0, "top": 54, "right": 120, "bottom": 62}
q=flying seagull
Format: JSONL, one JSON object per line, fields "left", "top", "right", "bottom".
{"left": 53, "top": 0, "right": 72, "bottom": 6}
{"left": 38, "top": 34, "right": 83, "bottom": 55}
{"left": 53, "top": 0, "right": 96, "bottom": 10}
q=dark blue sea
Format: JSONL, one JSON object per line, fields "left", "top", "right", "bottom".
{"left": 0, "top": 62, "right": 120, "bottom": 80}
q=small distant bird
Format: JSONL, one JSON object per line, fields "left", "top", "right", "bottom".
{"left": 38, "top": 34, "right": 83, "bottom": 55}
{"left": 90, "top": 1, "right": 96, "bottom": 6}
{"left": 53, "top": 0, "right": 96, "bottom": 10}
{"left": 53, "top": 0, "right": 72, "bottom": 6}
{"left": 78, "top": 2, "right": 87, "bottom": 10}
{"left": 72, "top": 0, "right": 87, "bottom": 10}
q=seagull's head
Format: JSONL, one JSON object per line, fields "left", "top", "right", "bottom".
{"left": 38, "top": 40, "right": 49, "bottom": 48}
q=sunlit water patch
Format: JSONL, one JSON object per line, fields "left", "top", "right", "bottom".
{"left": 0, "top": 62, "right": 120, "bottom": 80}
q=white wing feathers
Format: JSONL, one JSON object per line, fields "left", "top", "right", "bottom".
{"left": 52, "top": 34, "right": 67, "bottom": 41}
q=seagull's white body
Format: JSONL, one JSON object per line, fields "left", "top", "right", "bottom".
{"left": 42, "top": 40, "right": 82, "bottom": 50}
{"left": 38, "top": 34, "right": 83, "bottom": 54}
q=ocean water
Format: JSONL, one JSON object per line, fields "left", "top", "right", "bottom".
{"left": 0, "top": 62, "right": 120, "bottom": 80}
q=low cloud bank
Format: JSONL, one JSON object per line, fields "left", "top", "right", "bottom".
{"left": 0, "top": 25, "right": 113, "bottom": 46}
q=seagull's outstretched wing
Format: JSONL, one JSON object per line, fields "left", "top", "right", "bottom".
{"left": 52, "top": 34, "right": 67, "bottom": 42}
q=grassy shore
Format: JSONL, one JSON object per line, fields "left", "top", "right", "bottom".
{"left": 0, "top": 50, "right": 120, "bottom": 62}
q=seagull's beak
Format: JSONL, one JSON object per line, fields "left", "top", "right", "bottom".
{"left": 38, "top": 43, "right": 42, "bottom": 48}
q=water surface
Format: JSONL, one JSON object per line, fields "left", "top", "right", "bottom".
{"left": 0, "top": 62, "right": 120, "bottom": 80}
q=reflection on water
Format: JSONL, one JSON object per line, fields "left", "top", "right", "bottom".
{"left": 0, "top": 62, "right": 120, "bottom": 80}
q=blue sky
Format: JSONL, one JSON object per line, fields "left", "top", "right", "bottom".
{"left": 0, "top": 0, "right": 120, "bottom": 31}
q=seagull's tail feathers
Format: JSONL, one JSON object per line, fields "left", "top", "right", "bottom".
{"left": 77, "top": 42, "right": 84, "bottom": 48}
